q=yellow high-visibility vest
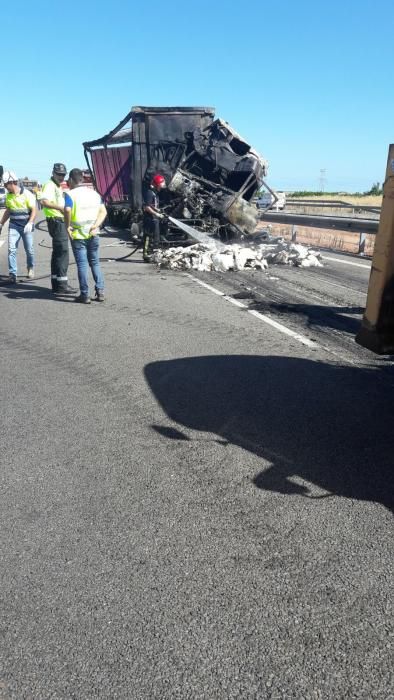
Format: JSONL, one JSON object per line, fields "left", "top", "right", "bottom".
{"left": 6, "top": 187, "right": 35, "bottom": 226}
{"left": 42, "top": 179, "right": 65, "bottom": 219}
{"left": 68, "top": 186, "right": 102, "bottom": 240}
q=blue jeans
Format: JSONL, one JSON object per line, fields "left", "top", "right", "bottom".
{"left": 71, "top": 236, "right": 104, "bottom": 296}
{"left": 8, "top": 225, "right": 34, "bottom": 276}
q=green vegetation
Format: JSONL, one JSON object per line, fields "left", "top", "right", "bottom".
{"left": 289, "top": 191, "right": 339, "bottom": 197}
{"left": 288, "top": 183, "right": 383, "bottom": 198}
{"left": 366, "top": 182, "right": 383, "bottom": 196}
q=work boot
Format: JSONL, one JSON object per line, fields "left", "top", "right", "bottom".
{"left": 75, "top": 294, "right": 91, "bottom": 304}
{"left": 54, "top": 283, "right": 78, "bottom": 295}
{"left": 27, "top": 268, "right": 34, "bottom": 279}
{"left": 94, "top": 290, "right": 105, "bottom": 302}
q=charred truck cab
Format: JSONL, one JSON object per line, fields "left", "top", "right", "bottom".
{"left": 83, "top": 106, "right": 268, "bottom": 243}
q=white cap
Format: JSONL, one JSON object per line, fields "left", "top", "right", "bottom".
{"left": 3, "top": 170, "right": 18, "bottom": 184}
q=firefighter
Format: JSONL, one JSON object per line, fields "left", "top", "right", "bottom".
{"left": 0, "top": 171, "right": 36, "bottom": 283}
{"left": 40, "top": 163, "right": 76, "bottom": 294}
{"left": 143, "top": 174, "right": 166, "bottom": 261}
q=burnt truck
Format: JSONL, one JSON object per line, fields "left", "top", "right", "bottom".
{"left": 83, "top": 106, "right": 268, "bottom": 243}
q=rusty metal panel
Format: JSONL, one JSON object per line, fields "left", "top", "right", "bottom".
{"left": 356, "top": 144, "right": 394, "bottom": 353}
{"left": 91, "top": 147, "right": 131, "bottom": 203}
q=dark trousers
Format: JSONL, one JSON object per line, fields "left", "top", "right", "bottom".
{"left": 47, "top": 218, "right": 69, "bottom": 287}
{"left": 143, "top": 218, "right": 160, "bottom": 258}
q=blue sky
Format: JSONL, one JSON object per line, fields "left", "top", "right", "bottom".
{"left": 1, "top": 0, "right": 392, "bottom": 191}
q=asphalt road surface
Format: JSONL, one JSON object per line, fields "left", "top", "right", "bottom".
{"left": 0, "top": 221, "right": 393, "bottom": 700}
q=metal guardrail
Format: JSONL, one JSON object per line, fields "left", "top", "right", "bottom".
{"left": 286, "top": 199, "right": 381, "bottom": 214}
{"left": 259, "top": 210, "right": 379, "bottom": 255}
{"left": 260, "top": 210, "right": 379, "bottom": 234}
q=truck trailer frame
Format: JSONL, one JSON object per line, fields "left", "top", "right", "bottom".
{"left": 83, "top": 106, "right": 268, "bottom": 243}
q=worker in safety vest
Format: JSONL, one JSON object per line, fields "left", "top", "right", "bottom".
{"left": 64, "top": 168, "right": 107, "bottom": 304}
{"left": 40, "top": 163, "right": 76, "bottom": 294}
{"left": 0, "top": 170, "right": 36, "bottom": 283}
{"left": 143, "top": 173, "right": 166, "bottom": 261}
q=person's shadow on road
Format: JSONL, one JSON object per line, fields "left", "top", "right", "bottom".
{"left": 145, "top": 355, "right": 394, "bottom": 514}
{"left": 0, "top": 277, "right": 75, "bottom": 301}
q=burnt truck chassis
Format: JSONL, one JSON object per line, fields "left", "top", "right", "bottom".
{"left": 83, "top": 106, "right": 268, "bottom": 244}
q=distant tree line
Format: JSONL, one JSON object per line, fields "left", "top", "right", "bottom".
{"left": 366, "top": 182, "right": 383, "bottom": 196}
{"left": 288, "top": 183, "right": 383, "bottom": 198}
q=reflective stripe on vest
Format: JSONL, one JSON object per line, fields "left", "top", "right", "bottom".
{"left": 6, "top": 188, "right": 33, "bottom": 225}
{"left": 70, "top": 186, "right": 101, "bottom": 240}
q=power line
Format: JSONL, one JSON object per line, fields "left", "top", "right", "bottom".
{"left": 319, "top": 168, "right": 327, "bottom": 192}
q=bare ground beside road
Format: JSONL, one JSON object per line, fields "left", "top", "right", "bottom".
{"left": 289, "top": 194, "right": 382, "bottom": 207}
{"left": 0, "top": 223, "right": 393, "bottom": 700}
{"left": 258, "top": 221, "right": 376, "bottom": 256}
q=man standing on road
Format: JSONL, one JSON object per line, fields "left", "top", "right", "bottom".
{"left": 40, "top": 163, "right": 76, "bottom": 294}
{"left": 143, "top": 174, "right": 166, "bottom": 262}
{"left": 0, "top": 171, "right": 36, "bottom": 283}
{"left": 64, "top": 168, "right": 107, "bottom": 304}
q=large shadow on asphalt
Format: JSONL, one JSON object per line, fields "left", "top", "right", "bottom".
{"left": 145, "top": 356, "right": 394, "bottom": 513}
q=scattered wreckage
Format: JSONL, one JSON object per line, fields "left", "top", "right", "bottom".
{"left": 83, "top": 106, "right": 324, "bottom": 274}
{"left": 155, "top": 240, "right": 323, "bottom": 272}
{"left": 83, "top": 106, "right": 267, "bottom": 243}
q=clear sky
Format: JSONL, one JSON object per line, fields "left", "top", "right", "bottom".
{"left": 1, "top": 0, "right": 392, "bottom": 192}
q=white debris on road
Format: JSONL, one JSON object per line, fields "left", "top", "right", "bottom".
{"left": 154, "top": 240, "right": 323, "bottom": 272}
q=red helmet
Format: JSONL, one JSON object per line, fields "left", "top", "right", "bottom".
{"left": 151, "top": 174, "right": 165, "bottom": 187}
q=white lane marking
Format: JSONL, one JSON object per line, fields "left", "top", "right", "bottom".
{"left": 187, "top": 274, "right": 319, "bottom": 348}
{"left": 223, "top": 295, "right": 248, "bottom": 308}
{"left": 322, "top": 256, "right": 371, "bottom": 270}
{"left": 191, "top": 278, "right": 224, "bottom": 296}
{"left": 0, "top": 240, "right": 4, "bottom": 248}
{"left": 248, "top": 310, "right": 318, "bottom": 347}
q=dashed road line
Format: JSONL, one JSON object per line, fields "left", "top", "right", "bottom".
{"left": 190, "top": 278, "right": 224, "bottom": 296}
{"left": 223, "top": 295, "right": 247, "bottom": 309}
{"left": 186, "top": 274, "right": 320, "bottom": 349}
{"left": 247, "top": 309, "right": 318, "bottom": 347}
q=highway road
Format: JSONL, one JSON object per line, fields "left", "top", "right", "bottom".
{"left": 188, "top": 249, "right": 374, "bottom": 366}
{"left": 0, "top": 223, "right": 393, "bottom": 699}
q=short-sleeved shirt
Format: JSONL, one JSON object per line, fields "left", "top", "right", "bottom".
{"left": 41, "top": 178, "right": 65, "bottom": 219}
{"left": 6, "top": 186, "right": 36, "bottom": 229}
{"left": 143, "top": 188, "right": 159, "bottom": 221}
{"left": 63, "top": 192, "right": 73, "bottom": 209}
